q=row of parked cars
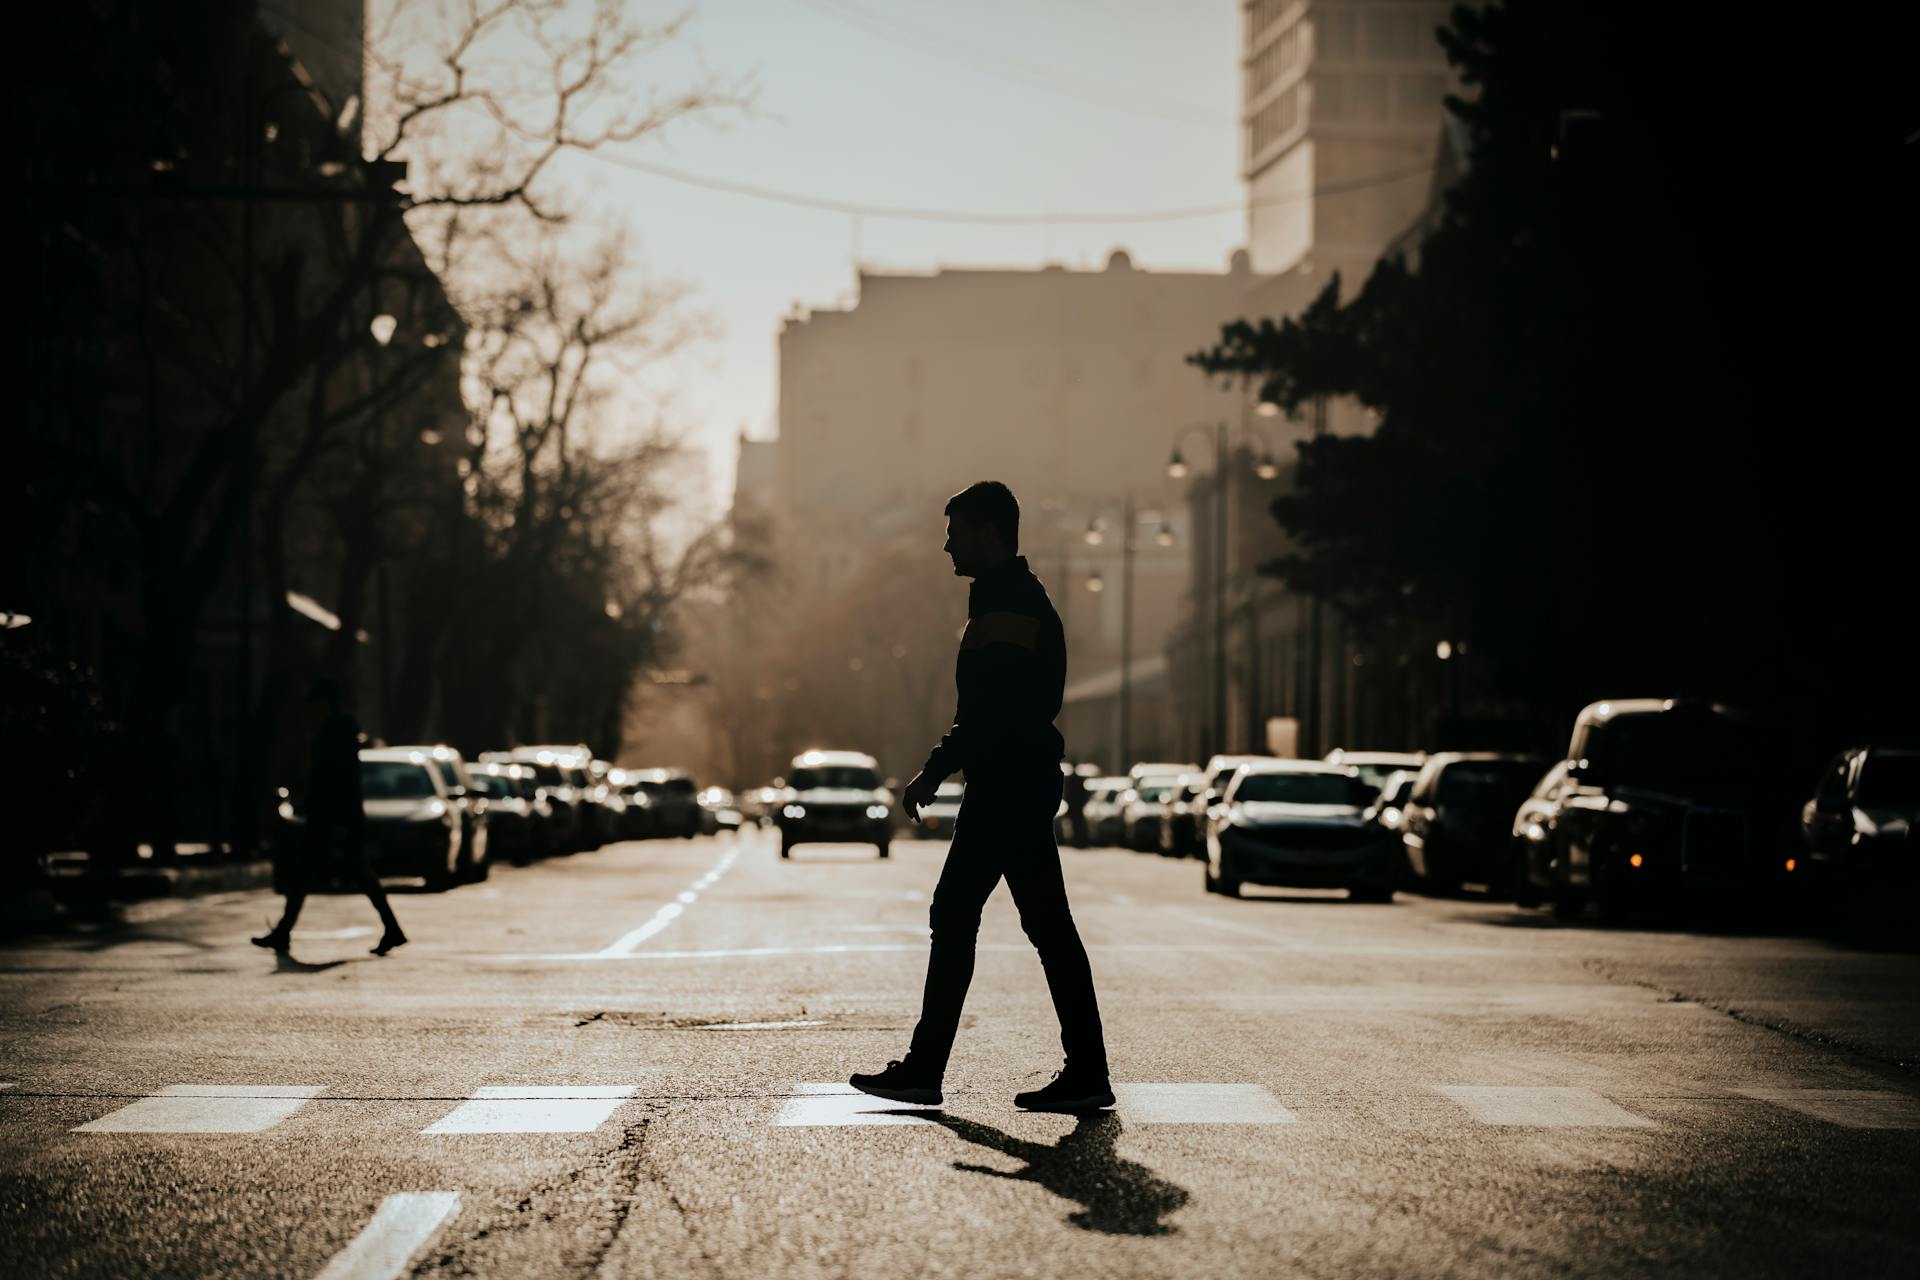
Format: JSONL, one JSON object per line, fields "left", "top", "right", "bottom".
{"left": 1058, "top": 698, "right": 1916, "bottom": 918}
{"left": 276, "top": 742, "right": 733, "bottom": 890}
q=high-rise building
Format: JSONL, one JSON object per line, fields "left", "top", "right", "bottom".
{"left": 1241, "top": 0, "right": 1454, "bottom": 284}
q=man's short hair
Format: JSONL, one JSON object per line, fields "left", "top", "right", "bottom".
{"left": 945, "top": 481, "right": 1019, "bottom": 551}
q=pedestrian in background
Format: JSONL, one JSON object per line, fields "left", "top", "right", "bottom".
{"left": 850, "top": 480, "right": 1112, "bottom": 1112}
{"left": 253, "top": 677, "right": 406, "bottom": 956}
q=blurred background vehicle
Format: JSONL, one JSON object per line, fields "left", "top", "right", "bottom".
{"left": 776, "top": 750, "right": 894, "bottom": 859}
{"left": 1160, "top": 772, "right": 1210, "bottom": 859}
{"left": 591, "top": 760, "right": 630, "bottom": 844}
{"left": 1322, "top": 749, "right": 1429, "bottom": 796}
{"left": 697, "top": 785, "right": 744, "bottom": 835}
{"left": 357, "top": 748, "right": 463, "bottom": 890}
{"left": 1523, "top": 699, "right": 1797, "bottom": 920}
{"left": 1082, "top": 777, "right": 1131, "bottom": 847}
{"left": 470, "top": 761, "right": 541, "bottom": 864}
{"left": 1401, "top": 752, "right": 1545, "bottom": 897}
{"left": 1801, "top": 746, "right": 1918, "bottom": 893}
{"left": 1510, "top": 760, "right": 1574, "bottom": 907}
{"left": 915, "top": 780, "right": 964, "bottom": 840}
{"left": 388, "top": 744, "right": 489, "bottom": 883}
{"left": 1204, "top": 761, "right": 1394, "bottom": 902}
{"left": 494, "top": 747, "right": 590, "bottom": 853}
{"left": 1058, "top": 763, "right": 1101, "bottom": 848}
{"left": 1121, "top": 775, "right": 1181, "bottom": 852}
{"left": 628, "top": 768, "right": 702, "bottom": 838}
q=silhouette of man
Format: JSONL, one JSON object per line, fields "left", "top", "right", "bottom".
{"left": 851, "top": 481, "right": 1112, "bottom": 1112}
{"left": 253, "top": 677, "right": 406, "bottom": 956}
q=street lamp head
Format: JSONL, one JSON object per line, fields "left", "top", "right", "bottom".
{"left": 1435, "top": 639, "right": 1454, "bottom": 661}
{"left": 1083, "top": 518, "right": 1105, "bottom": 546}
{"left": 369, "top": 313, "right": 398, "bottom": 347}
{"left": 1255, "top": 399, "right": 1281, "bottom": 418}
{"left": 1166, "top": 449, "right": 1189, "bottom": 480}
{"left": 1255, "top": 454, "right": 1280, "bottom": 480}
{"left": 1155, "top": 524, "right": 1175, "bottom": 547}
{"left": 1086, "top": 572, "right": 1105, "bottom": 593}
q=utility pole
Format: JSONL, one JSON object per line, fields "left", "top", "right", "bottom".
{"left": 1213, "top": 419, "right": 1229, "bottom": 755}
{"left": 1119, "top": 492, "right": 1136, "bottom": 768}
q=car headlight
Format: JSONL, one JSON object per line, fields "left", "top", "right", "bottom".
{"left": 866, "top": 804, "right": 890, "bottom": 819}
{"left": 409, "top": 799, "right": 450, "bottom": 823}
{"left": 1523, "top": 822, "right": 1548, "bottom": 842}
{"left": 784, "top": 804, "right": 806, "bottom": 818}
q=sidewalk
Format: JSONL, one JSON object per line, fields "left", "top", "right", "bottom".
{"left": 5, "top": 851, "right": 274, "bottom": 934}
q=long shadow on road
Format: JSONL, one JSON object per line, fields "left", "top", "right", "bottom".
{"left": 882, "top": 1109, "right": 1191, "bottom": 1236}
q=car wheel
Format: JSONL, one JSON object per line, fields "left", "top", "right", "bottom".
{"left": 876, "top": 842, "right": 890, "bottom": 860}
{"left": 1551, "top": 884, "right": 1587, "bottom": 920}
{"left": 426, "top": 849, "right": 458, "bottom": 892}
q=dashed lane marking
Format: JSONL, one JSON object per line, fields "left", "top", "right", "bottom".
{"left": 313, "top": 1192, "right": 460, "bottom": 1280}
{"left": 775, "top": 1082, "right": 1296, "bottom": 1127}
{"left": 593, "top": 849, "right": 739, "bottom": 957}
{"left": 74, "top": 1084, "right": 325, "bottom": 1133}
{"left": 423, "top": 1085, "right": 638, "bottom": 1134}
{"left": 1736, "top": 1088, "right": 1920, "bottom": 1129}
{"left": 1434, "top": 1086, "right": 1655, "bottom": 1127}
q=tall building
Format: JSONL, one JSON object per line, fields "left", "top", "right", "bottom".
{"left": 1242, "top": 0, "right": 1454, "bottom": 284}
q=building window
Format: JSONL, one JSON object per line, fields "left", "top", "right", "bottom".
{"left": 1247, "top": 82, "right": 1302, "bottom": 159}
{"left": 1314, "top": 74, "right": 1343, "bottom": 122}
{"left": 1318, "top": 9, "right": 1357, "bottom": 59}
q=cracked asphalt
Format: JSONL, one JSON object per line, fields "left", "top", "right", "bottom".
{"left": 3, "top": 827, "right": 1916, "bottom": 1279}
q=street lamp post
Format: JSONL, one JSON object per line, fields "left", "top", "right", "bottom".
{"left": 1084, "top": 498, "right": 1174, "bottom": 770}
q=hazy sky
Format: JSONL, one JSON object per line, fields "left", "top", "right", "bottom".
{"left": 534, "top": 0, "right": 1246, "bottom": 511}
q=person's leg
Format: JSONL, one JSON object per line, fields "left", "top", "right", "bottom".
{"left": 270, "top": 893, "right": 305, "bottom": 934}
{"left": 903, "top": 814, "right": 1006, "bottom": 1077}
{"left": 1004, "top": 804, "right": 1109, "bottom": 1079}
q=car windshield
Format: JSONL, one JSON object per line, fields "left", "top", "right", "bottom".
{"left": 1135, "top": 785, "right": 1174, "bottom": 802}
{"left": 1584, "top": 712, "right": 1774, "bottom": 794}
{"left": 1348, "top": 764, "right": 1403, "bottom": 792}
{"left": 471, "top": 773, "right": 517, "bottom": 798}
{"left": 791, "top": 766, "right": 881, "bottom": 790}
{"left": 1233, "top": 773, "right": 1371, "bottom": 806}
{"left": 1857, "top": 753, "right": 1920, "bottom": 808}
{"left": 1436, "top": 761, "right": 1543, "bottom": 807}
{"left": 1383, "top": 774, "right": 1416, "bottom": 806}
{"left": 361, "top": 762, "right": 437, "bottom": 799}
{"left": 528, "top": 763, "right": 564, "bottom": 787}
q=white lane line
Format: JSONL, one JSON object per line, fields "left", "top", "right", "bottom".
{"left": 776, "top": 1084, "right": 943, "bottom": 1127}
{"left": 75, "top": 1084, "right": 325, "bottom": 1133}
{"left": 313, "top": 1192, "right": 460, "bottom": 1280}
{"left": 293, "top": 927, "right": 376, "bottom": 940}
{"left": 1159, "top": 905, "right": 1312, "bottom": 949}
{"left": 595, "top": 849, "right": 738, "bottom": 957}
{"left": 1113, "top": 1083, "right": 1296, "bottom": 1124}
{"left": 1737, "top": 1088, "right": 1920, "bottom": 1130}
{"left": 424, "top": 1085, "right": 638, "bottom": 1134}
{"left": 1435, "top": 1086, "right": 1654, "bottom": 1128}
{"left": 499, "top": 941, "right": 1347, "bottom": 961}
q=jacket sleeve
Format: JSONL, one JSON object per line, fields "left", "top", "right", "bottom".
{"left": 920, "top": 611, "right": 1040, "bottom": 783}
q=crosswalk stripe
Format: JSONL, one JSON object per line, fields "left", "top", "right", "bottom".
{"left": 1736, "top": 1088, "right": 1920, "bottom": 1130}
{"left": 74, "top": 1085, "right": 325, "bottom": 1133}
{"left": 313, "top": 1192, "right": 460, "bottom": 1280}
{"left": 423, "top": 1085, "right": 638, "bottom": 1134}
{"left": 1433, "top": 1086, "right": 1654, "bottom": 1127}
{"left": 775, "top": 1082, "right": 1296, "bottom": 1127}
{"left": 775, "top": 1085, "right": 943, "bottom": 1127}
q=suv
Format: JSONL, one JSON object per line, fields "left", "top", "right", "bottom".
{"left": 627, "top": 768, "right": 702, "bottom": 838}
{"left": 1526, "top": 699, "right": 1795, "bottom": 919}
{"left": 776, "top": 750, "right": 894, "bottom": 859}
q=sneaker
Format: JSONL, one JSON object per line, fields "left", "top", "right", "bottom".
{"left": 1014, "top": 1070, "right": 1115, "bottom": 1113}
{"left": 849, "top": 1059, "right": 942, "bottom": 1106}
{"left": 250, "top": 929, "right": 291, "bottom": 953}
{"left": 370, "top": 930, "right": 408, "bottom": 956}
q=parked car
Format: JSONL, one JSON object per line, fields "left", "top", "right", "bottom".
{"left": 1522, "top": 699, "right": 1798, "bottom": 919}
{"left": 494, "top": 747, "right": 593, "bottom": 852}
{"left": 592, "top": 760, "right": 632, "bottom": 843}
{"left": 357, "top": 748, "right": 463, "bottom": 889}
{"left": 470, "top": 761, "right": 542, "bottom": 863}
{"left": 1363, "top": 768, "right": 1421, "bottom": 878}
{"left": 914, "top": 780, "right": 964, "bottom": 839}
{"left": 1510, "top": 760, "right": 1574, "bottom": 907}
{"left": 1204, "top": 761, "right": 1395, "bottom": 901}
{"left": 1082, "top": 777, "right": 1131, "bottom": 847}
{"left": 628, "top": 768, "right": 702, "bottom": 838}
{"left": 776, "top": 750, "right": 894, "bottom": 858}
{"left": 1160, "top": 772, "right": 1210, "bottom": 858}
{"left": 1800, "top": 745, "right": 1918, "bottom": 892}
{"left": 1322, "top": 749, "right": 1429, "bottom": 796}
{"left": 1121, "top": 776, "right": 1182, "bottom": 851}
{"left": 1401, "top": 753, "right": 1546, "bottom": 896}
{"left": 1059, "top": 763, "right": 1102, "bottom": 847}
{"left": 387, "top": 744, "right": 489, "bottom": 881}
{"left": 697, "top": 785, "right": 744, "bottom": 834}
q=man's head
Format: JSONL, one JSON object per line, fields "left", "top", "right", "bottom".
{"left": 942, "top": 481, "right": 1019, "bottom": 578}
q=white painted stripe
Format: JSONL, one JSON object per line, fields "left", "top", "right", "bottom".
{"left": 704, "top": 1019, "right": 828, "bottom": 1030}
{"left": 1737, "top": 1088, "right": 1920, "bottom": 1130}
{"left": 1435, "top": 1086, "right": 1653, "bottom": 1127}
{"left": 76, "top": 1084, "right": 325, "bottom": 1133}
{"left": 424, "top": 1085, "right": 637, "bottom": 1134}
{"left": 500, "top": 941, "right": 1380, "bottom": 961}
{"left": 293, "top": 927, "right": 376, "bottom": 940}
{"left": 776, "top": 1084, "right": 942, "bottom": 1127}
{"left": 594, "top": 849, "right": 738, "bottom": 957}
{"left": 313, "top": 1192, "right": 460, "bottom": 1280}
{"left": 1112, "top": 1083, "right": 1296, "bottom": 1125}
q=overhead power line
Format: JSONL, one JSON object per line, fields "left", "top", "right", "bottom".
{"left": 787, "top": 0, "right": 1233, "bottom": 130}
{"left": 582, "top": 151, "right": 1434, "bottom": 226}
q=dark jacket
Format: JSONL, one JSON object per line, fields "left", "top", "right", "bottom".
{"left": 921, "top": 556, "right": 1066, "bottom": 786}
{"left": 306, "top": 710, "right": 365, "bottom": 832}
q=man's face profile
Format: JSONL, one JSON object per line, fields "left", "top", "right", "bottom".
{"left": 943, "top": 515, "right": 990, "bottom": 578}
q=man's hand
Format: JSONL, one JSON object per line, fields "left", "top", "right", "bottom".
{"left": 902, "top": 770, "right": 938, "bottom": 822}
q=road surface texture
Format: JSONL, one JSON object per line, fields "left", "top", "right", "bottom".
{"left": 3, "top": 829, "right": 1916, "bottom": 1279}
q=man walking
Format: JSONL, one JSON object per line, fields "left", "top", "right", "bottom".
{"left": 253, "top": 677, "right": 407, "bottom": 957}
{"left": 851, "top": 481, "right": 1112, "bottom": 1112}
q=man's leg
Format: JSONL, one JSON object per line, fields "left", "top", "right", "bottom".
{"left": 903, "top": 818, "right": 1005, "bottom": 1077}
{"left": 1004, "top": 817, "right": 1109, "bottom": 1079}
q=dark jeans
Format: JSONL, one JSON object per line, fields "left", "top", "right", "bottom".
{"left": 272, "top": 823, "right": 401, "bottom": 937}
{"left": 907, "top": 769, "right": 1108, "bottom": 1078}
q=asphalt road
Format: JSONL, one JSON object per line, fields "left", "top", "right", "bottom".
{"left": 3, "top": 829, "right": 1917, "bottom": 1279}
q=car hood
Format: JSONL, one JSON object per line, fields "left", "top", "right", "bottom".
{"left": 1857, "top": 807, "right": 1915, "bottom": 838}
{"left": 365, "top": 798, "right": 442, "bottom": 822}
{"left": 1233, "top": 802, "right": 1365, "bottom": 827}
{"left": 794, "top": 788, "right": 884, "bottom": 805}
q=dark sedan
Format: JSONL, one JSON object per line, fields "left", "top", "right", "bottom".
{"left": 1401, "top": 753, "right": 1547, "bottom": 896}
{"left": 1801, "top": 745, "right": 1918, "bottom": 892}
{"left": 1204, "top": 762, "right": 1396, "bottom": 902}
